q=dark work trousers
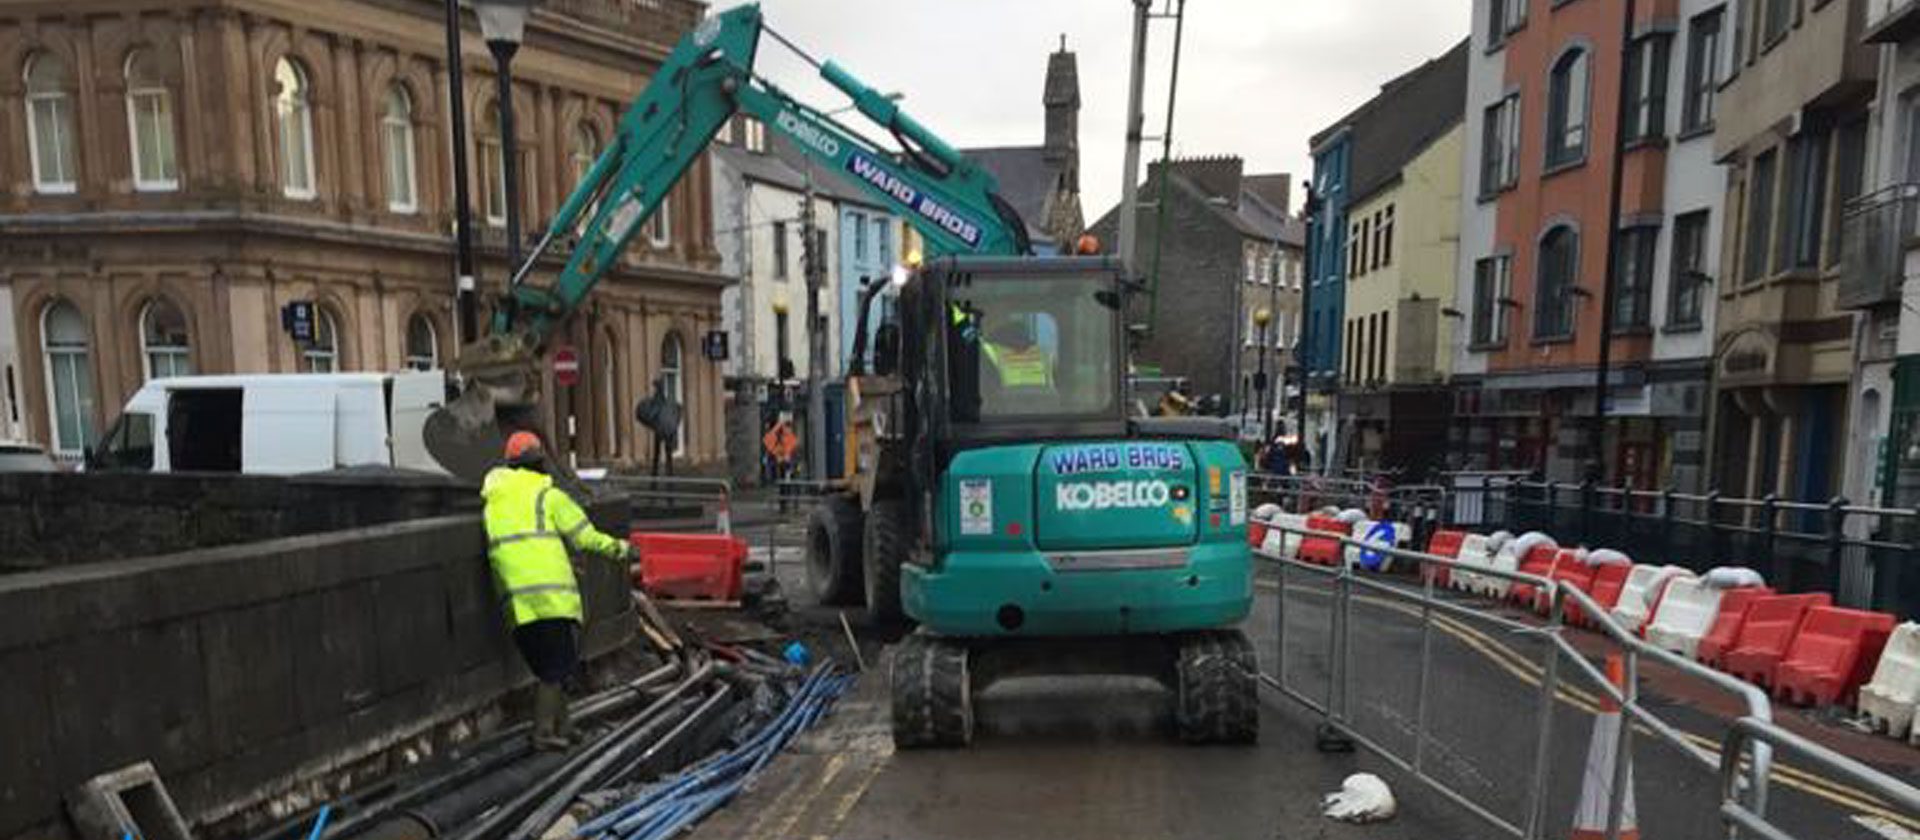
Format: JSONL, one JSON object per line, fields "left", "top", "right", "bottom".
{"left": 512, "top": 618, "right": 581, "bottom": 685}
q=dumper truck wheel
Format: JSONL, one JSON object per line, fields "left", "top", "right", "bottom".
{"left": 891, "top": 634, "right": 973, "bottom": 748}
{"left": 863, "top": 499, "right": 910, "bottom": 627}
{"left": 807, "top": 496, "right": 864, "bottom": 606}
{"left": 1174, "top": 629, "right": 1259, "bottom": 744}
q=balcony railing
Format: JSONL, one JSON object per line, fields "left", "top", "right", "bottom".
{"left": 1866, "top": 0, "right": 1920, "bottom": 42}
{"left": 1836, "top": 183, "right": 1920, "bottom": 310}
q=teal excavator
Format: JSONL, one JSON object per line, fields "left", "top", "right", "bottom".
{"left": 426, "top": 3, "right": 1258, "bottom": 748}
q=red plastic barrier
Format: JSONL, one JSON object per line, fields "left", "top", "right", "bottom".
{"left": 1694, "top": 587, "right": 1775, "bottom": 669}
{"left": 1722, "top": 593, "right": 1833, "bottom": 687}
{"left": 1249, "top": 519, "right": 1270, "bottom": 548}
{"left": 1297, "top": 515, "right": 1351, "bottom": 567}
{"left": 1508, "top": 545, "right": 1564, "bottom": 607}
{"left": 1773, "top": 607, "right": 1898, "bottom": 706}
{"left": 1427, "top": 530, "right": 1468, "bottom": 558}
{"left": 1569, "top": 562, "right": 1634, "bottom": 628}
{"left": 630, "top": 532, "right": 747, "bottom": 601}
{"left": 1542, "top": 550, "right": 1597, "bottom": 615}
{"left": 1422, "top": 530, "right": 1469, "bottom": 587}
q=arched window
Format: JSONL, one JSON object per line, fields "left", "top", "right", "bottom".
{"left": 382, "top": 85, "right": 417, "bottom": 213}
{"left": 303, "top": 308, "right": 340, "bottom": 372}
{"left": 569, "top": 123, "right": 598, "bottom": 184}
{"left": 570, "top": 123, "right": 600, "bottom": 232}
{"left": 1547, "top": 48, "right": 1590, "bottom": 168}
{"left": 598, "top": 333, "right": 618, "bottom": 458}
{"left": 404, "top": 313, "right": 438, "bottom": 371}
{"left": 274, "top": 58, "right": 316, "bottom": 198}
{"left": 1534, "top": 226, "right": 1579, "bottom": 339}
{"left": 140, "top": 299, "right": 192, "bottom": 380}
{"left": 480, "top": 103, "right": 506, "bottom": 226}
{"left": 660, "top": 334, "right": 685, "bottom": 456}
{"left": 25, "top": 53, "right": 78, "bottom": 193}
{"left": 42, "top": 301, "right": 94, "bottom": 455}
{"left": 125, "top": 49, "right": 178, "bottom": 190}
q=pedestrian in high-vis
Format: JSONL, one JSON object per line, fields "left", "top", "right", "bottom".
{"left": 482, "top": 431, "right": 635, "bottom": 750}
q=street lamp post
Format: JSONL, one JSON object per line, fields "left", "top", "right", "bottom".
{"left": 474, "top": 0, "right": 538, "bottom": 272}
{"left": 1297, "top": 184, "right": 1319, "bottom": 470}
{"left": 443, "top": 0, "right": 478, "bottom": 342}
{"left": 1253, "top": 307, "right": 1273, "bottom": 445}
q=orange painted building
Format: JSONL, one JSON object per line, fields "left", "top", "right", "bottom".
{"left": 1451, "top": 0, "right": 1727, "bottom": 488}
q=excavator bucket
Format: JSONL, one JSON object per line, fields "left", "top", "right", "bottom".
{"left": 424, "top": 334, "right": 542, "bottom": 483}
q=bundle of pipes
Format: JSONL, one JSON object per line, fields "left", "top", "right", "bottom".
{"left": 245, "top": 664, "right": 686, "bottom": 840}
{"left": 258, "top": 592, "right": 837, "bottom": 840}
{"left": 335, "top": 663, "right": 715, "bottom": 840}
{"left": 574, "top": 665, "right": 855, "bottom": 840}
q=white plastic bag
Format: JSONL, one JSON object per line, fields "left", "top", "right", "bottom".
{"left": 1322, "top": 772, "right": 1396, "bottom": 823}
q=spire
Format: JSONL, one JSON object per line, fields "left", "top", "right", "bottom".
{"left": 1043, "top": 40, "right": 1079, "bottom": 193}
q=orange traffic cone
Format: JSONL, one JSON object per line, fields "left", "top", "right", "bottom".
{"left": 1571, "top": 654, "right": 1639, "bottom": 840}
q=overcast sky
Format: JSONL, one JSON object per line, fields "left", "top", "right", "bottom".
{"left": 750, "top": 0, "right": 1471, "bottom": 219}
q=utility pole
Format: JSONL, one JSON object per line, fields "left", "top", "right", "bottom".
{"left": 801, "top": 181, "right": 828, "bottom": 483}
{"left": 1143, "top": 0, "right": 1187, "bottom": 338}
{"left": 1116, "top": 0, "right": 1151, "bottom": 275}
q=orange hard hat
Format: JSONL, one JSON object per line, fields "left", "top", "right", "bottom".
{"left": 504, "top": 431, "right": 543, "bottom": 462}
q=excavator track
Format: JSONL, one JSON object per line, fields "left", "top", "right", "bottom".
{"left": 890, "top": 633, "right": 973, "bottom": 748}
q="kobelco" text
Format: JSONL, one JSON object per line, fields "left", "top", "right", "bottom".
{"left": 1055, "top": 480, "right": 1172, "bottom": 512}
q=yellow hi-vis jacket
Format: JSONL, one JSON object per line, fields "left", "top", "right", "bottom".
{"left": 481, "top": 467, "right": 626, "bottom": 626}
{"left": 983, "top": 342, "right": 1053, "bottom": 387}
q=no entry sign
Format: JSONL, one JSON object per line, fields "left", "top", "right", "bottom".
{"left": 553, "top": 347, "right": 581, "bottom": 387}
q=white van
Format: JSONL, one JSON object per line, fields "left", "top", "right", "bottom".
{"left": 87, "top": 372, "right": 451, "bottom": 475}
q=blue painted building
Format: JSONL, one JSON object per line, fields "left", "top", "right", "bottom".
{"left": 836, "top": 204, "right": 899, "bottom": 365}
{"left": 1304, "top": 127, "right": 1351, "bottom": 460}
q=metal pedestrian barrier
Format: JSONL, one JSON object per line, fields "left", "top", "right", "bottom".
{"left": 583, "top": 475, "right": 735, "bottom": 534}
{"left": 1254, "top": 514, "right": 1920, "bottom": 840}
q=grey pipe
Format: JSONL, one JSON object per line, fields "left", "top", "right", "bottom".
{"left": 505, "top": 684, "right": 735, "bottom": 840}
{"left": 441, "top": 663, "right": 715, "bottom": 840}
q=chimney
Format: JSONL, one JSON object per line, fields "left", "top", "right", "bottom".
{"left": 1168, "top": 156, "right": 1245, "bottom": 208}
{"left": 1043, "top": 36, "right": 1079, "bottom": 192}
{"left": 1244, "top": 173, "right": 1293, "bottom": 215}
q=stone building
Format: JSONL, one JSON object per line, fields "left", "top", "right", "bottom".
{"left": 1089, "top": 156, "right": 1304, "bottom": 409}
{"left": 0, "top": 0, "right": 728, "bottom": 468}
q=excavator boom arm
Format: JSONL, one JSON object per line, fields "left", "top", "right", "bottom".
{"left": 496, "top": 2, "right": 1027, "bottom": 350}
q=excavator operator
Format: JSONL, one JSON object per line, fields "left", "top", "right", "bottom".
{"left": 980, "top": 311, "right": 1054, "bottom": 389}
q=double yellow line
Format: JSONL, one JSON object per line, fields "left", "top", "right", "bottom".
{"left": 1260, "top": 578, "right": 1920, "bottom": 832}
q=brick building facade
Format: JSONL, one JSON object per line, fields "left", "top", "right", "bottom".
{"left": 0, "top": 0, "right": 729, "bottom": 467}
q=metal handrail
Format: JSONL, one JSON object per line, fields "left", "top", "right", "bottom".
{"left": 1251, "top": 516, "right": 1865, "bottom": 839}
{"left": 1720, "top": 716, "right": 1920, "bottom": 840}
{"left": 1506, "top": 480, "right": 1918, "bottom": 519}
